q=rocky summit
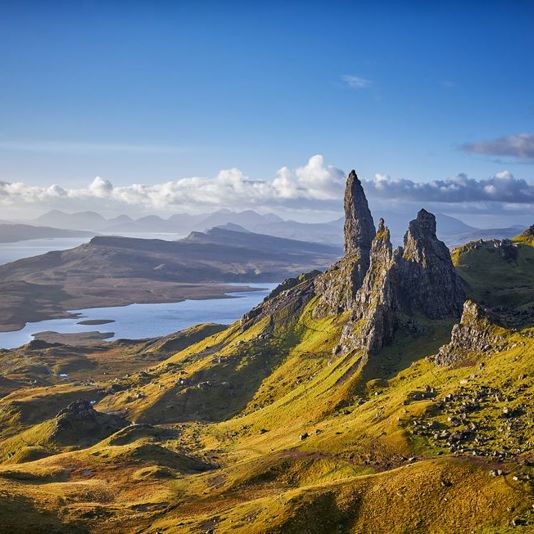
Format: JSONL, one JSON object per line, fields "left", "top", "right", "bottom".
{"left": 0, "top": 169, "right": 532, "bottom": 533}
{"left": 343, "top": 170, "right": 376, "bottom": 258}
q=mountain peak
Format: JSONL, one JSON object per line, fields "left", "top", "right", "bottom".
{"left": 411, "top": 208, "right": 437, "bottom": 237}
{"left": 343, "top": 170, "right": 376, "bottom": 257}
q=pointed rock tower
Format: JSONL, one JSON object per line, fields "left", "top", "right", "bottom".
{"left": 345, "top": 218, "right": 399, "bottom": 354}
{"left": 343, "top": 170, "right": 376, "bottom": 259}
{"left": 322, "top": 176, "right": 465, "bottom": 355}
{"left": 249, "top": 168, "right": 465, "bottom": 358}
{"left": 313, "top": 170, "right": 376, "bottom": 317}
{"left": 337, "top": 207, "right": 466, "bottom": 354}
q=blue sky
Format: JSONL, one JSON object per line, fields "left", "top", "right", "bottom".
{"left": 1, "top": 1, "right": 533, "bottom": 224}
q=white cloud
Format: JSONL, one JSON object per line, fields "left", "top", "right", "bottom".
{"left": 341, "top": 75, "right": 372, "bottom": 89}
{"left": 0, "top": 155, "right": 346, "bottom": 217}
{"left": 0, "top": 155, "right": 533, "bottom": 221}
{"left": 362, "top": 170, "right": 534, "bottom": 204}
{"left": 89, "top": 176, "right": 113, "bottom": 197}
{"left": 294, "top": 154, "right": 345, "bottom": 199}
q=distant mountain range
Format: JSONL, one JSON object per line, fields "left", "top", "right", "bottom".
{"left": 31, "top": 209, "right": 284, "bottom": 236}
{"left": 10, "top": 208, "right": 525, "bottom": 247}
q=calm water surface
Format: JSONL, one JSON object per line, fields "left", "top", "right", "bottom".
{"left": 0, "top": 284, "right": 277, "bottom": 349}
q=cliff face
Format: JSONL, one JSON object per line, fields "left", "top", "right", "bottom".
{"left": 343, "top": 170, "right": 376, "bottom": 259}
{"left": 339, "top": 219, "right": 399, "bottom": 354}
{"left": 435, "top": 300, "right": 507, "bottom": 366}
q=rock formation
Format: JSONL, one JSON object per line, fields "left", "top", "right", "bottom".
{"left": 244, "top": 169, "right": 466, "bottom": 357}
{"left": 397, "top": 209, "right": 465, "bottom": 319}
{"left": 241, "top": 271, "right": 319, "bottom": 331}
{"left": 52, "top": 399, "right": 127, "bottom": 446}
{"left": 316, "top": 171, "right": 465, "bottom": 354}
{"left": 340, "top": 219, "right": 398, "bottom": 354}
{"left": 343, "top": 170, "right": 376, "bottom": 259}
{"left": 435, "top": 300, "right": 507, "bottom": 366}
{"left": 313, "top": 171, "right": 375, "bottom": 316}
{"left": 520, "top": 224, "right": 534, "bottom": 238}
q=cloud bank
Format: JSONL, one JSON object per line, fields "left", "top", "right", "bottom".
{"left": 462, "top": 133, "right": 534, "bottom": 161}
{"left": 364, "top": 171, "right": 534, "bottom": 204}
{"left": 0, "top": 155, "right": 533, "bottom": 221}
{"left": 0, "top": 155, "right": 345, "bottom": 217}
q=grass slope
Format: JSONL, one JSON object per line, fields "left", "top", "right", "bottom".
{"left": 0, "top": 232, "right": 532, "bottom": 532}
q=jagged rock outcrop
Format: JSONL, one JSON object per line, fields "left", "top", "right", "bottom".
{"left": 339, "top": 219, "right": 398, "bottom": 354}
{"left": 434, "top": 300, "right": 507, "bottom": 366}
{"left": 519, "top": 224, "right": 534, "bottom": 238}
{"left": 516, "top": 224, "right": 534, "bottom": 246}
{"left": 246, "top": 169, "right": 465, "bottom": 357}
{"left": 313, "top": 171, "right": 375, "bottom": 317}
{"left": 312, "top": 255, "right": 367, "bottom": 316}
{"left": 52, "top": 400, "right": 128, "bottom": 446}
{"left": 337, "top": 210, "right": 465, "bottom": 355}
{"left": 397, "top": 209, "right": 465, "bottom": 319}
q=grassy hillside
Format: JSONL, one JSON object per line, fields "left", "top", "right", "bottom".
{"left": 452, "top": 235, "right": 534, "bottom": 322}
{"left": 0, "top": 230, "right": 532, "bottom": 532}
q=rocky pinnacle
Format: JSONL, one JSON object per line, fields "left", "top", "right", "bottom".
{"left": 343, "top": 170, "right": 376, "bottom": 257}
{"left": 399, "top": 209, "right": 465, "bottom": 318}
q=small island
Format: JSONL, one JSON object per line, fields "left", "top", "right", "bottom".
{"left": 32, "top": 330, "right": 115, "bottom": 346}
{"left": 76, "top": 319, "right": 115, "bottom": 326}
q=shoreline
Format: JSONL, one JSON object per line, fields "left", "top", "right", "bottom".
{"left": 0, "top": 283, "right": 267, "bottom": 334}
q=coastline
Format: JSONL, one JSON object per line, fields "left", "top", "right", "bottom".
{"left": 0, "top": 282, "right": 266, "bottom": 334}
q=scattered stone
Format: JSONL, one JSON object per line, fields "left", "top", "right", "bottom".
{"left": 511, "top": 517, "right": 526, "bottom": 527}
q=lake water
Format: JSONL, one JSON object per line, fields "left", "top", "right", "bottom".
{"left": 0, "top": 283, "right": 277, "bottom": 349}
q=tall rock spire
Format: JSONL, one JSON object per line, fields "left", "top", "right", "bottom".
{"left": 350, "top": 218, "right": 398, "bottom": 354}
{"left": 343, "top": 170, "right": 376, "bottom": 257}
{"left": 312, "top": 171, "right": 376, "bottom": 317}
